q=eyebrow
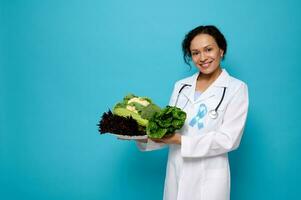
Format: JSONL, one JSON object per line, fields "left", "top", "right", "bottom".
{"left": 190, "top": 44, "right": 214, "bottom": 51}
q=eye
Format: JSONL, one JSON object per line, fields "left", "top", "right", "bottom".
{"left": 205, "top": 48, "right": 212, "bottom": 52}
{"left": 191, "top": 52, "right": 199, "bottom": 56}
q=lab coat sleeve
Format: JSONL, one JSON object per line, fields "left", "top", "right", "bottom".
{"left": 135, "top": 83, "right": 178, "bottom": 151}
{"left": 136, "top": 139, "right": 166, "bottom": 151}
{"left": 181, "top": 83, "right": 249, "bottom": 158}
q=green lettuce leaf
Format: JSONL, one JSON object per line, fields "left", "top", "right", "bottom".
{"left": 147, "top": 106, "right": 186, "bottom": 139}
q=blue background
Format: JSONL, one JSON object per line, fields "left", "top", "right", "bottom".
{"left": 1, "top": 0, "right": 301, "bottom": 199}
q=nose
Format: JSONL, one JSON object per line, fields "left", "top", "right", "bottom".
{"left": 199, "top": 52, "right": 207, "bottom": 62}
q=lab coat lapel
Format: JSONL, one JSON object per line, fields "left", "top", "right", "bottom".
{"left": 181, "top": 72, "right": 199, "bottom": 104}
{"left": 178, "top": 69, "right": 230, "bottom": 104}
{"left": 194, "top": 69, "right": 230, "bottom": 104}
{"left": 195, "top": 87, "right": 216, "bottom": 103}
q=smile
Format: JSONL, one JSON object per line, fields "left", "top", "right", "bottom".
{"left": 200, "top": 61, "right": 213, "bottom": 68}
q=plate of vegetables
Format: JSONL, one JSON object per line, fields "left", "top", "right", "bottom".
{"left": 97, "top": 94, "right": 187, "bottom": 139}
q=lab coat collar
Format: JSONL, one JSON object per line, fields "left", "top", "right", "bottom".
{"left": 212, "top": 69, "right": 230, "bottom": 88}
{"left": 180, "top": 68, "right": 230, "bottom": 104}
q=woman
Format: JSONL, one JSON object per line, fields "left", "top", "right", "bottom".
{"left": 136, "top": 25, "right": 249, "bottom": 200}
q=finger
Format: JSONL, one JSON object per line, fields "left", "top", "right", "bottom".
{"left": 150, "top": 138, "right": 163, "bottom": 143}
{"left": 163, "top": 134, "right": 174, "bottom": 139}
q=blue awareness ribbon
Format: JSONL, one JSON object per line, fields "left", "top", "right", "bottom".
{"left": 189, "top": 103, "right": 207, "bottom": 129}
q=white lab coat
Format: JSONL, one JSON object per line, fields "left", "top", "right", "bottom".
{"left": 137, "top": 69, "right": 249, "bottom": 200}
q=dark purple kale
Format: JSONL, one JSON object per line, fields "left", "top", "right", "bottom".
{"left": 97, "top": 110, "right": 146, "bottom": 136}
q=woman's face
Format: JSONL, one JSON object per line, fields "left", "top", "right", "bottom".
{"left": 190, "top": 34, "right": 224, "bottom": 75}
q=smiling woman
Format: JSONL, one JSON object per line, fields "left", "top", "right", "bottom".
{"left": 135, "top": 25, "right": 249, "bottom": 200}
{"left": 182, "top": 26, "right": 228, "bottom": 92}
{"left": 190, "top": 34, "right": 224, "bottom": 74}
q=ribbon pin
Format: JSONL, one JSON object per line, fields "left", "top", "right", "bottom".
{"left": 189, "top": 103, "right": 207, "bottom": 129}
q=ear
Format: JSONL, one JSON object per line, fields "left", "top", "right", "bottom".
{"left": 220, "top": 49, "right": 224, "bottom": 57}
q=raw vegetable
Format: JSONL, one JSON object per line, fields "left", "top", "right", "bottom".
{"left": 98, "top": 94, "right": 186, "bottom": 138}
{"left": 113, "top": 107, "right": 149, "bottom": 127}
{"left": 146, "top": 106, "right": 186, "bottom": 139}
{"left": 98, "top": 110, "right": 145, "bottom": 136}
{"left": 113, "top": 94, "right": 160, "bottom": 123}
{"left": 98, "top": 94, "right": 161, "bottom": 136}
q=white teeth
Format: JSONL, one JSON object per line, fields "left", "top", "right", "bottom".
{"left": 201, "top": 61, "right": 212, "bottom": 67}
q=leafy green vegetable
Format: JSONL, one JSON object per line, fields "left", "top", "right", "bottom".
{"left": 128, "top": 102, "right": 145, "bottom": 114}
{"left": 112, "top": 94, "right": 161, "bottom": 128}
{"left": 146, "top": 106, "right": 186, "bottom": 139}
{"left": 140, "top": 104, "right": 161, "bottom": 120}
{"left": 99, "top": 94, "right": 186, "bottom": 138}
{"left": 113, "top": 107, "right": 149, "bottom": 127}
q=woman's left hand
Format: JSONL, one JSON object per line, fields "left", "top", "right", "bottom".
{"left": 150, "top": 133, "right": 181, "bottom": 145}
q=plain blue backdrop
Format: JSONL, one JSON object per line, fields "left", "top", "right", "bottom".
{"left": 1, "top": 0, "right": 301, "bottom": 199}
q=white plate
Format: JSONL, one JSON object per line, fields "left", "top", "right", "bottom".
{"left": 110, "top": 133, "right": 148, "bottom": 140}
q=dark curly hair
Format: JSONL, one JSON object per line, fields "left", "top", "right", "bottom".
{"left": 182, "top": 25, "right": 227, "bottom": 66}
